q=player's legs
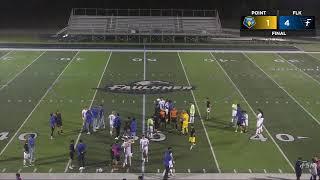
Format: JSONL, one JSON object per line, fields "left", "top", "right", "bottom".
{"left": 109, "top": 124, "right": 113, "bottom": 136}
{"left": 86, "top": 122, "right": 91, "bottom": 135}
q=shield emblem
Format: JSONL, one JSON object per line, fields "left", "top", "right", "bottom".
{"left": 243, "top": 16, "right": 256, "bottom": 29}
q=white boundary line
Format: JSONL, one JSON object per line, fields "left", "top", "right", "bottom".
{"left": 0, "top": 50, "right": 13, "bottom": 61}
{"left": 64, "top": 51, "right": 113, "bottom": 172}
{"left": 305, "top": 51, "right": 320, "bottom": 62}
{"left": 177, "top": 52, "right": 221, "bottom": 173}
{"left": 142, "top": 47, "right": 146, "bottom": 175}
{"left": 0, "top": 51, "right": 80, "bottom": 157}
{"left": 0, "top": 51, "right": 46, "bottom": 91}
{"left": 243, "top": 52, "right": 320, "bottom": 126}
{"left": 210, "top": 52, "right": 295, "bottom": 171}
{"left": 276, "top": 53, "right": 320, "bottom": 88}
{"left": 2, "top": 47, "right": 320, "bottom": 54}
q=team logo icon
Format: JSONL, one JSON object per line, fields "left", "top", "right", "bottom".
{"left": 243, "top": 16, "right": 256, "bottom": 29}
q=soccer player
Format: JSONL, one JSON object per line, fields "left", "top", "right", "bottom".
{"left": 56, "top": 110, "right": 63, "bottom": 134}
{"left": 181, "top": 111, "right": 189, "bottom": 135}
{"left": 91, "top": 107, "right": 99, "bottom": 131}
{"left": 147, "top": 116, "right": 154, "bottom": 138}
{"left": 170, "top": 108, "right": 178, "bottom": 130}
{"left": 159, "top": 110, "right": 166, "bottom": 129}
{"left": 189, "top": 126, "right": 196, "bottom": 150}
{"left": 206, "top": 98, "right": 211, "bottom": 120}
{"left": 140, "top": 135, "right": 149, "bottom": 163}
{"left": 243, "top": 110, "right": 249, "bottom": 133}
{"left": 98, "top": 104, "right": 105, "bottom": 129}
{"left": 235, "top": 111, "right": 245, "bottom": 133}
{"left": 49, "top": 113, "right": 56, "bottom": 139}
{"left": 189, "top": 102, "right": 195, "bottom": 123}
{"left": 108, "top": 111, "right": 116, "bottom": 136}
{"left": 81, "top": 106, "right": 88, "bottom": 121}
{"left": 28, "top": 134, "right": 35, "bottom": 164}
{"left": 255, "top": 109, "right": 264, "bottom": 135}
{"left": 168, "top": 149, "right": 175, "bottom": 176}
{"left": 23, "top": 140, "right": 31, "bottom": 167}
{"left": 76, "top": 139, "right": 86, "bottom": 171}
{"left": 231, "top": 104, "right": 237, "bottom": 126}
{"left": 114, "top": 113, "right": 121, "bottom": 139}
{"left": 235, "top": 104, "right": 242, "bottom": 127}
{"left": 85, "top": 109, "right": 93, "bottom": 135}
{"left": 112, "top": 141, "right": 121, "bottom": 170}
{"left": 159, "top": 97, "right": 166, "bottom": 111}
{"left": 130, "top": 118, "right": 137, "bottom": 138}
{"left": 163, "top": 147, "right": 172, "bottom": 180}
{"left": 68, "top": 140, "right": 75, "bottom": 169}
{"left": 122, "top": 137, "right": 133, "bottom": 167}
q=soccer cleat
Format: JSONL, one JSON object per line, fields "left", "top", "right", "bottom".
{"left": 86, "top": 132, "right": 91, "bottom": 135}
{"left": 235, "top": 130, "right": 237, "bottom": 132}
{"left": 69, "top": 166, "right": 73, "bottom": 170}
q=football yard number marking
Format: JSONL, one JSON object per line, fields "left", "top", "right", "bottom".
{"left": 132, "top": 58, "right": 157, "bottom": 62}
{"left": 1, "top": 57, "right": 14, "bottom": 61}
{"left": 58, "top": 57, "right": 83, "bottom": 61}
{"left": 204, "top": 58, "right": 237, "bottom": 63}
{"left": 0, "top": 132, "right": 37, "bottom": 141}
{"left": 274, "top": 59, "right": 302, "bottom": 63}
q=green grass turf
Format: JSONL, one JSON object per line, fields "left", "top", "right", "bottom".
{"left": 179, "top": 52, "right": 292, "bottom": 173}
{"left": 1, "top": 50, "right": 320, "bottom": 174}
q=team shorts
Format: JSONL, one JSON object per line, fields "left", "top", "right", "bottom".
{"left": 23, "top": 152, "right": 30, "bottom": 160}
{"left": 232, "top": 110, "right": 237, "bottom": 117}
{"left": 207, "top": 107, "right": 211, "bottom": 113}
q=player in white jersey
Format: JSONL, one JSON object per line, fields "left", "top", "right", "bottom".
{"left": 81, "top": 107, "right": 88, "bottom": 121}
{"left": 140, "top": 135, "right": 149, "bottom": 163}
{"left": 122, "top": 137, "right": 133, "bottom": 167}
{"left": 159, "top": 98, "right": 166, "bottom": 111}
{"left": 108, "top": 111, "right": 116, "bottom": 136}
{"left": 256, "top": 109, "right": 264, "bottom": 135}
{"left": 242, "top": 110, "right": 248, "bottom": 133}
{"left": 231, "top": 104, "right": 237, "bottom": 125}
{"left": 164, "top": 101, "right": 169, "bottom": 116}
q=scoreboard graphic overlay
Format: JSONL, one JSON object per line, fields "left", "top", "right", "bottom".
{"left": 240, "top": 10, "right": 316, "bottom": 37}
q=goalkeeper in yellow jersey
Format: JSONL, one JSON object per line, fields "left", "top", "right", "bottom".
{"left": 189, "top": 126, "right": 196, "bottom": 150}
{"left": 181, "top": 111, "right": 189, "bottom": 135}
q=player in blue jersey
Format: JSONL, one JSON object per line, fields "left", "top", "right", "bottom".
{"left": 235, "top": 110, "right": 246, "bottom": 133}
{"left": 98, "top": 104, "right": 105, "bottom": 129}
{"left": 49, "top": 113, "right": 56, "bottom": 140}
{"left": 76, "top": 139, "right": 86, "bottom": 171}
{"left": 85, "top": 109, "right": 93, "bottom": 135}
{"left": 91, "top": 107, "right": 99, "bottom": 132}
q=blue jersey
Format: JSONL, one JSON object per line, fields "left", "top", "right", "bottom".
{"left": 236, "top": 107, "right": 242, "bottom": 119}
{"left": 163, "top": 150, "right": 172, "bottom": 166}
{"left": 86, "top": 110, "right": 93, "bottom": 123}
{"left": 130, "top": 119, "right": 137, "bottom": 132}
{"left": 76, "top": 143, "right": 86, "bottom": 156}
{"left": 99, "top": 107, "right": 104, "bottom": 118}
{"left": 49, "top": 115, "right": 56, "bottom": 128}
{"left": 114, "top": 116, "right": 121, "bottom": 128}
{"left": 28, "top": 136, "right": 35, "bottom": 148}
{"left": 238, "top": 113, "right": 246, "bottom": 124}
{"left": 91, "top": 107, "right": 99, "bottom": 118}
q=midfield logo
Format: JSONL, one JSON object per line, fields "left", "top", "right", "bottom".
{"left": 96, "top": 80, "right": 194, "bottom": 94}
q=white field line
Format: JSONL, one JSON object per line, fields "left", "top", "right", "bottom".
{"left": 0, "top": 51, "right": 80, "bottom": 157}
{"left": 210, "top": 52, "right": 295, "bottom": 171}
{"left": 244, "top": 52, "right": 320, "bottom": 126}
{"left": 64, "top": 52, "right": 113, "bottom": 172}
{"left": 142, "top": 47, "right": 146, "bottom": 174}
{"left": 1, "top": 47, "right": 319, "bottom": 54}
{"left": 0, "top": 51, "right": 13, "bottom": 61}
{"left": 0, "top": 51, "right": 46, "bottom": 91}
{"left": 177, "top": 52, "right": 221, "bottom": 173}
{"left": 276, "top": 53, "right": 320, "bottom": 88}
{"left": 305, "top": 52, "right": 320, "bottom": 63}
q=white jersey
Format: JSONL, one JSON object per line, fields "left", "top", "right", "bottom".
{"left": 122, "top": 141, "right": 132, "bottom": 155}
{"left": 109, "top": 114, "right": 115, "bottom": 125}
{"left": 82, "top": 109, "right": 87, "bottom": 120}
{"left": 159, "top": 100, "right": 166, "bottom": 110}
{"left": 244, "top": 113, "right": 249, "bottom": 126}
{"left": 140, "top": 138, "right": 149, "bottom": 150}
{"left": 232, "top": 104, "right": 237, "bottom": 116}
{"left": 257, "top": 113, "right": 264, "bottom": 127}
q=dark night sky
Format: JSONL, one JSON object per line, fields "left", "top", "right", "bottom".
{"left": 0, "top": 0, "right": 319, "bottom": 29}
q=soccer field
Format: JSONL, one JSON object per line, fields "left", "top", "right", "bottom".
{"left": 1, "top": 49, "right": 320, "bottom": 174}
